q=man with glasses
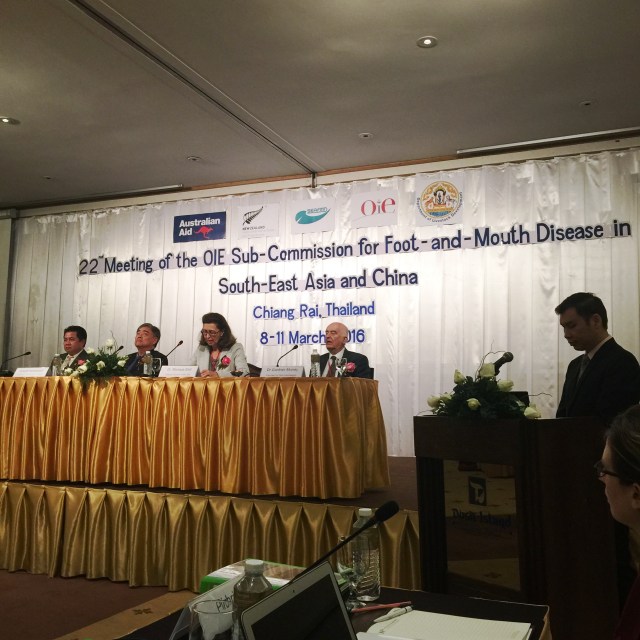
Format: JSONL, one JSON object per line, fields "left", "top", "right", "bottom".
{"left": 123, "top": 323, "right": 168, "bottom": 376}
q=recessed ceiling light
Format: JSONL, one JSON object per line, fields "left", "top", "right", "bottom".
{"left": 579, "top": 100, "right": 595, "bottom": 108}
{"left": 358, "top": 132, "right": 373, "bottom": 139}
{"left": 1, "top": 116, "right": 20, "bottom": 125}
{"left": 417, "top": 36, "right": 438, "bottom": 49}
{"left": 187, "top": 155, "right": 202, "bottom": 162}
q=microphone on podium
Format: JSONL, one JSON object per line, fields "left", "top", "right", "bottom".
{"left": 165, "top": 340, "right": 184, "bottom": 358}
{"left": 493, "top": 351, "right": 513, "bottom": 374}
{"left": 276, "top": 344, "right": 298, "bottom": 366}
{"left": 0, "top": 350, "right": 31, "bottom": 376}
{"left": 294, "top": 501, "right": 400, "bottom": 580}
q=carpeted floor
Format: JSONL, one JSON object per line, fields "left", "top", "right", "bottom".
{"left": 0, "top": 457, "right": 418, "bottom": 640}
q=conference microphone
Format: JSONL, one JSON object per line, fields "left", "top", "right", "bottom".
{"left": 0, "top": 350, "right": 31, "bottom": 369}
{"left": 276, "top": 344, "right": 298, "bottom": 367}
{"left": 493, "top": 351, "right": 514, "bottom": 374}
{"left": 165, "top": 340, "right": 183, "bottom": 358}
{"left": 114, "top": 345, "right": 124, "bottom": 353}
{"left": 295, "top": 501, "right": 400, "bottom": 580}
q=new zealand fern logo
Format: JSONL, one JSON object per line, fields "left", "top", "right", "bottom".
{"left": 242, "top": 206, "right": 263, "bottom": 227}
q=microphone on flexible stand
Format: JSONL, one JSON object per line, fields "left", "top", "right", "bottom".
{"left": 276, "top": 344, "right": 298, "bottom": 366}
{"left": 493, "top": 351, "right": 513, "bottom": 374}
{"left": 165, "top": 340, "right": 184, "bottom": 358}
{"left": 0, "top": 350, "right": 31, "bottom": 377}
{"left": 114, "top": 345, "right": 124, "bottom": 354}
{"left": 294, "top": 501, "right": 400, "bottom": 581}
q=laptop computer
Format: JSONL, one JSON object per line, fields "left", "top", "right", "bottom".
{"left": 241, "top": 562, "right": 357, "bottom": 640}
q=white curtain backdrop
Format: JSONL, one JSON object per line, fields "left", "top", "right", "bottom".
{"left": 7, "top": 148, "right": 640, "bottom": 456}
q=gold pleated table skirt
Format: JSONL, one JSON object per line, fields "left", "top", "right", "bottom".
{"left": 0, "top": 376, "right": 389, "bottom": 498}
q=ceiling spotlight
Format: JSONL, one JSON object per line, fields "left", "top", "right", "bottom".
{"left": 417, "top": 36, "right": 438, "bottom": 49}
{"left": 358, "top": 132, "right": 373, "bottom": 139}
{"left": 579, "top": 100, "right": 595, "bottom": 108}
{"left": 0, "top": 116, "right": 20, "bottom": 125}
{"left": 187, "top": 155, "right": 202, "bottom": 162}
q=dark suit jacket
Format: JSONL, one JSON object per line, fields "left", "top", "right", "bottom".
{"left": 48, "top": 349, "right": 89, "bottom": 375}
{"left": 123, "top": 349, "right": 168, "bottom": 376}
{"left": 320, "top": 348, "right": 372, "bottom": 379}
{"left": 556, "top": 338, "right": 640, "bottom": 422}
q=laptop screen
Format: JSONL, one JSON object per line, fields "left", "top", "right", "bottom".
{"left": 241, "top": 563, "right": 356, "bottom": 640}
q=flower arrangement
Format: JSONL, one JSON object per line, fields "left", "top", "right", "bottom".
{"left": 428, "top": 357, "right": 541, "bottom": 420}
{"left": 217, "top": 355, "right": 231, "bottom": 370}
{"left": 67, "top": 338, "right": 127, "bottom": 384}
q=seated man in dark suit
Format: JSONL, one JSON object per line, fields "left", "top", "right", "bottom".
{"left": 49, "top": 325, "right": 89, "bottom": 375}
{"left": 320, "top": 322, "right": 372, "bottom": 378}
{"left": 123, "top": 323, "right": 168, "bottom": 376}
{"left": 555, "top": 292, "right": 640, "bottom": 610}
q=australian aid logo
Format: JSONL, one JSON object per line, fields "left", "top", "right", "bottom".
{"left": 416, "top": 179, "right": 463, "bottom": 226}
{"left": 173, "top": 211, "right": 227, "bottom": 243}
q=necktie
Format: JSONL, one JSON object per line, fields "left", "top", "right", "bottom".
{"left": 327, "top": 355, "right": 337, "bottom": 377}
{"left": 578, "top": 354, "right": 590, "bottom": 380}
{"left": 63, "top": 355, "right": 73, "bottom": 369}
{"left": 127, "top": 355, "right": 141, "bottom": 372}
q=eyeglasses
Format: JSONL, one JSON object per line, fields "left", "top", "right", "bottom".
{"left": 594, "top": 460, "right": 621, "bottom": 479}
{"left": 201, "top": 329, "right": 221, "bottom": 337}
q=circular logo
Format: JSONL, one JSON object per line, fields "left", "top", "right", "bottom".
{"left": 417, "top": 181, "right": 462, "bottom": 222}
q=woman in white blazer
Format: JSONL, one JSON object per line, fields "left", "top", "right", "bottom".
{"left": 191, "top": 312, "right": 249, "bottom": 377}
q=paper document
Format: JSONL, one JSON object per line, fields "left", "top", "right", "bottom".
{"left": 362, "top": 609, "right": 531, "bottom": 640}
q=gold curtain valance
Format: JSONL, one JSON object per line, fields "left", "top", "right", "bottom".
{"left": 0, "top": 482, "right": 420, "bottom": 592}
{"left": 0, "top": 376, "right": 389, "bottom": 498}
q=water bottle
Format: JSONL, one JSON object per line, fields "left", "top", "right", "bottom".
{"left": 141, "top": 351, "right": 152, "bottom": 376}
{"left": 233, "top": 559, "right": 272, "bottom": 636}
{"left": 352, "top": 508, "right": 381, "bottom": 601}
{"left": 309, "top": 348, "right": 321, "bottom": 377}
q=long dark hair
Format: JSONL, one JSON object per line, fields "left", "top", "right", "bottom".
{"left": 198, "top": 312, "right": 237, "bottom": 351}
{"left": 607, "top": 405, "right": 640, "bottom": 485}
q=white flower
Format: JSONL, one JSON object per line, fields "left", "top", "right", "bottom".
{"left": 104, "top": 338, "right": 115, "bottom": 349}
{"left": 77, "top": 364, "right": 88, "bottom": 373}
{"left": 497, "top": 379, "right": 514, "bottom": 392}
{"left": 440, "top": 393, "right": 452, "bottom": 402}
{"left": 467, "top": 398, "right": 481, "bottom": 410}
{"left": 453, "top": 369, "right": 466, "bottom": 384}
{"left": 118, "top": 359, "right": 127, "bottom": 367}
{"left": 478, "top": 363, "right": 495, "bottom": 378}
{"left": 69, "top": 370, "right": 79, "bottom": 378}
{"left": 96, "top": 360, "right": 106, "bottom": 370}
{"left": 524, "top": 405, "right": 541, "bottom": 419}
{"left": 427, "top": 395, "right": 441, "bottom": 409}
{"left": 85, "top": 347, "right": 95, "bottom": 354}
{"left": 64, "top": 368, "right": 73, "bottom": 375}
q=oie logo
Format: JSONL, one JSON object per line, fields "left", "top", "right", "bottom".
{"left": 417, "top": 181, "right": 462, "bottom": 223}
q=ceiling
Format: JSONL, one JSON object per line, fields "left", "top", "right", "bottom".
{"left": 1, "top": 0, "right": 640, "bottom": 210}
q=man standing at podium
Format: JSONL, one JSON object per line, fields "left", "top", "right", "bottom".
{"left": 555, "top": 292, "right": 640, "bottom": 422}
{"left": 555, "top": 291, "right": 640, "bottom": 609}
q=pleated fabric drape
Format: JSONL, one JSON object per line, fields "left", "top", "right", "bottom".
{"left": 0, "top": 482, "right": 421, "bottom": 592}
{"left": 0, "top": 376, "right": 389, "bottom": 498}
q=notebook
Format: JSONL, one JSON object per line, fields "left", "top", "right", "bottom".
{"left": 241, "top": 562, "right": 356, "bottom": 640}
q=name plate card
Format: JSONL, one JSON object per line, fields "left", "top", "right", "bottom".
{"left": 158, "top": 365, "right": 199, "bottom": 378}
{"left": 261, "top": 365, "right": 306, "bottom": 378}
{"left": 13, "top": 367, "right": 49, "bottom": 378}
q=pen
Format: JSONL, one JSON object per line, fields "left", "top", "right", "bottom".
{"left": 374, "top": 605, "right": 413, "bottom": 623}
{"left": 351, "top": 600, "right": 412, "bottom": 615}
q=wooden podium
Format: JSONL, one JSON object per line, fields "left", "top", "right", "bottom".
{"left": 414, "top": 415, "right": 618, "bottom": 640}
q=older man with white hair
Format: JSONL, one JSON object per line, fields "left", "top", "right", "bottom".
{"left": 320, "top": 321, "right": 372, "bottom": 379}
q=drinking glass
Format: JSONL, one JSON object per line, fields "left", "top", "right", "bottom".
{"left": 336, "top": 357, "right": 348, "bottom": 377}
{"left": 337, "top": 536, "right": 370, "bottom": 611}
{"left": 151, "top": 358, "right": 162, "bottom": 377}
{"left": 189, "top": 599, "right": 237, "bottom": 640}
